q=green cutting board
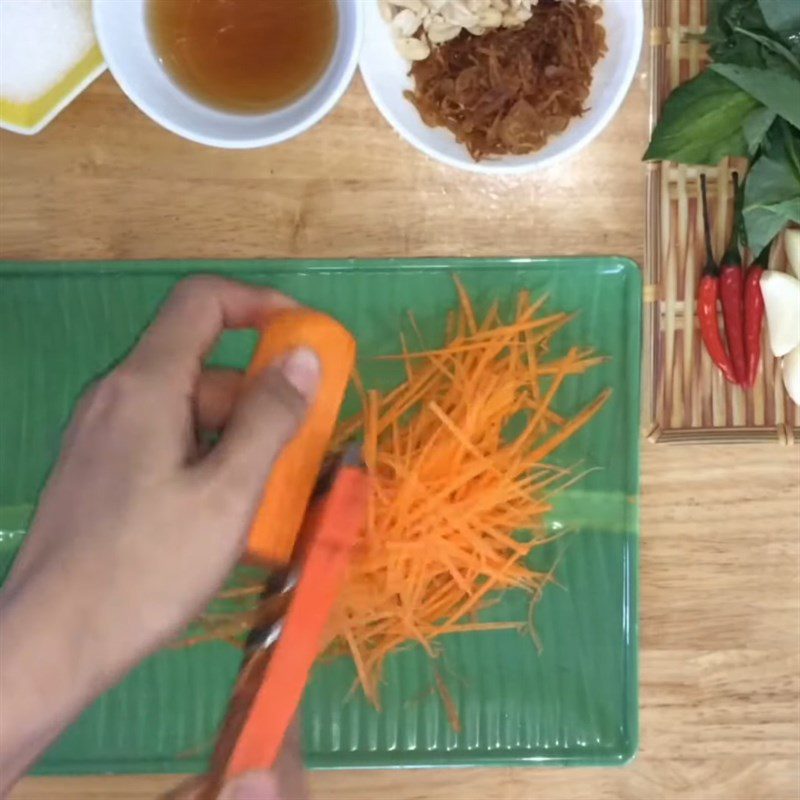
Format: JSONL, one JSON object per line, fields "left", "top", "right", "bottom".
{"left": 0, "top": 258, "right": 640, "bottom": 773}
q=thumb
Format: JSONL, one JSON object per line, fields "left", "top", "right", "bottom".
{"left": 205, "top": 347, "right": 320, "bottom": 495}
{"left": 218, "top": 771, "right": 283, "bottom": 800}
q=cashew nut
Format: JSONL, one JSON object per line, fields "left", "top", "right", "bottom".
{"left": 392, "top": 8, "right": 422, "bottom": 36}
{"left": 381, "top": 0, "right": 598, "bottom": 61}
{"left": 440, "top": 1, "right": 479, "bottom": 28}
{"left": 394, "top": 35, "right": 432, "bottom": 60}
{"left": 426, "top": 21, "right": 462, "bottom": 43}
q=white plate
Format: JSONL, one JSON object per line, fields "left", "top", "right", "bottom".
{"left": 359, "top": 0, "right": 644, "bottom": 174}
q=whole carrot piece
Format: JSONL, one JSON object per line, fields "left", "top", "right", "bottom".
{"left": 244, "top": 308, "right": 356, "bottom": 566}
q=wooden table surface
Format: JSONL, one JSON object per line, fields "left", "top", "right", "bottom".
{"left": 2, "top": 59, "right": 799, "bottom": 800}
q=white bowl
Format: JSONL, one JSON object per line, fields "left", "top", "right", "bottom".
{"left": 93, "top": 0, "right": 363, "bottom": 149}
{"left": 359, "top": 0, "right": 643, "bottom": 174}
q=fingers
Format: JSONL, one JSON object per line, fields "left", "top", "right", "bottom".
{"left": 163, "top": 772, "right": 283, "bottom": 800}
{"left": 196, "top": 368, "right": 244, "bottom": 432}
{"left": 217, "top": 721, "right": 307, "bottom": 800}
{"left": 201, "top": 348, "right": 320, "bottom": 500}
{"left": 159, "top": 775, "right": 206, "bottom": 800}
{"left": 127, "top": 277, "right": 298, "bottom": 384}
{"left": 218, "top": 772, "right": 283, "bottom": 800}
{"left": 272, "top": 720, "right": 308, "bottom": 800}
{"left": 160, "top": 723, "right": 306, "bottom": 800}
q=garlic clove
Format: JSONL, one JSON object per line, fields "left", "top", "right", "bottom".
{"left": 785, "top": 227, "right": 800, "bottom": 279}
{"left": 782, "top": 344, "right": 800, "bottom": 406}
{"left": 760, "top": 270, "right": 800, "bottom": 357}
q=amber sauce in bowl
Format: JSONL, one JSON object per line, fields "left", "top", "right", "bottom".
{"left": 148, "top": 0, "right": 337, "bottom": 114}
{"left": 93, "top": 0, "right": 362, "bottom": 148}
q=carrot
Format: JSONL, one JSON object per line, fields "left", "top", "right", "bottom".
{"left": 326, "top": 284, "right": 610, "bottom": 705}
{"left": 192, "top": 283, "right": 609, "bottom": 715}
{"left": 434, "top": 671, "right": 462, "bottom": 733}
{"left": 244, "top": 308, "right": 356, "bottom": 566}
{"left": 223, "top": 461, "right": 369, "bottom": 780}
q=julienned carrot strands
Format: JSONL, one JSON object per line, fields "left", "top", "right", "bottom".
{"left": 190, "top": 282, "right": 610, "bottom": 710}
{"left": 326, "top": 281, "right": 610, "bottom": 705}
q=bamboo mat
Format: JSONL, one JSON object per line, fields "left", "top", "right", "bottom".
{"left": 644, "top": 0, "right": 799, "bottom": 444}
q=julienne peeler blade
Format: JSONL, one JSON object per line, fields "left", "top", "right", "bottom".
{"left": 200, "top": 443, "right": 368, "bottom": 799}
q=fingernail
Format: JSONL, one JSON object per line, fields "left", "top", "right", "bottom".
{"left": 280, "top": 347, "right": 320, "bottom": 401}
{"left": 219, "top": 771, "right": 281, "bottom": 800}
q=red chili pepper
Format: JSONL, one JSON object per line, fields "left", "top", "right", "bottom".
{"left": 698, "top": 274, "right": 739, "bottom": 384}
{"left": 743, "top": 245, "right": 770, "bottom": 387}
{"left": 718, "top": 172, "right": 746, "bottom": 384}
{"left": 698, "top": 174, "right": 738, "bottom": 384}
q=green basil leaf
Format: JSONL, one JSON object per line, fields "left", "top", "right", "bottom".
{"left": 708, "top": 0, "right": 800, "bottom": 66}
{"left": 644, "top": 71, "right": 759, "bottom": 164}
{"left": 752, "top": 122, "right": 800, "bottom": 199}
{"left": 757, "top": 0, "right": 800, "bottom": 36}
{"left": 743, "top": 107, "right": 778, "bottom": 154}
{"left": 743, "top": 122, "right": 800, "bottom": 251}
{"left": 704, "top": 0, "right": 728, "bottom": 43}
{"left": 706, "top": 0, "right": 769, "bottom": 44}
{"left": 733, "top": 25, "right": 800, "bottom": 73}
{"left": 711, "top": 62, "right": 800, "bottom": 128}
{"left": 781, "top": 117, "right": 800, "bottom": 175}
{"left": 744, "top": 197, "right": 800, "bottom": 251}
{"left": 709, "top": 32, "right": 770, "bottom": 71}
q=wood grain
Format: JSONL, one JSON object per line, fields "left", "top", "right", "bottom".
{"left": 3, "top": 46, "right": 799, "bottom": 800}
{"left": 0, "top": 70, "right": 648, "bottom": 262}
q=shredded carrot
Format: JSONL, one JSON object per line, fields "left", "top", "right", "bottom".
{"left": 325, "top": 283, "right": 610, "bottom": 705}
{"left": 434, "top": 671, "right": 462, "bottom": 733}
{"left": 190, "top": 282, "right": 609, "bottom": 713}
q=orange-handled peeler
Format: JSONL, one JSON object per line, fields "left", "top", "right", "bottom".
{"left": 201, "top": 446, "right": 368, "bottom": 799}
{"left": 196, "top": 308, "right": 364, "bottom": 799}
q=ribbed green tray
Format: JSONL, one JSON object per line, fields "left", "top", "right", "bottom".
{"left": 0, "top": 258, "right": 640, "bottom": 773}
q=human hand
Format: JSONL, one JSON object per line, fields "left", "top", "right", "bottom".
{"left": 0, "top": 277, "right": 320, "bottom": 794}
{"left": 163, "top": 723, "right": 306, "bottom": 800}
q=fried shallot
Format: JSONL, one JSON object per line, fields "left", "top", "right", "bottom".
{"left": 406, "top": 0, "right": 607, "bottom": 161}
